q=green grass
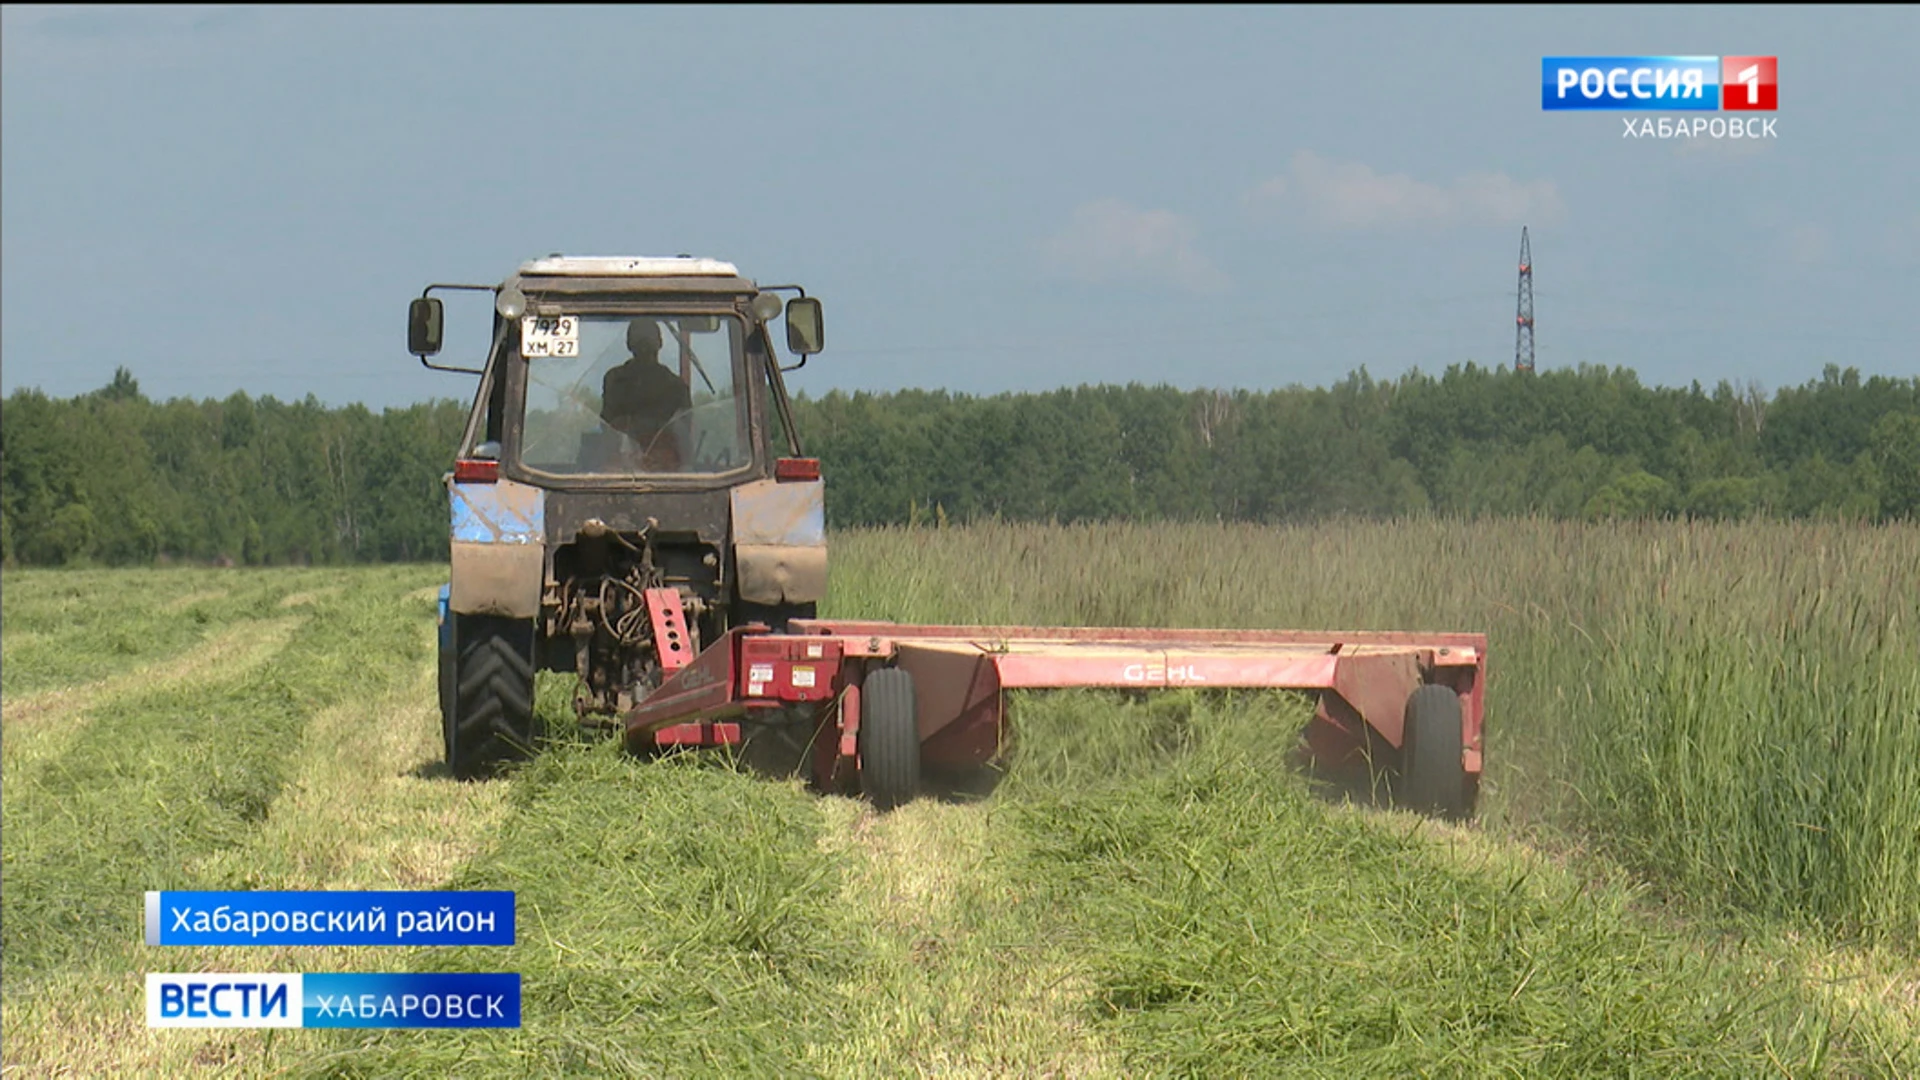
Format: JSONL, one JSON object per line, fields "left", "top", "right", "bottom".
{"left": 2, "top": 519, "right": 1917, "bottom": 1077}
{"left": 280, "top": 688, "right": 1913, "bottom": 1077}
{"left": 287, "top": 743, "right": 869, "bottom": 1077}
{"left": 0, "top": 566, "right": 343, "bottom": 698}
{"left": 997, "top": 691, "right": 1900, "bottom": 1077}
{"left": 1580, "top": 572, "right": 1920, "bottom": 948}
{"left": 1, "top": 567, "right": 439, "bottom": 980}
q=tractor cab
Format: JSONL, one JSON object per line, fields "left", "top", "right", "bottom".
{"left": 413, "top": 256, "right": 822, "bottom": 491}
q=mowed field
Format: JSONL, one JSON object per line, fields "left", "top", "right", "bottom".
{"left": 2, "top": 519, "right": 1917, "bottom": 1077}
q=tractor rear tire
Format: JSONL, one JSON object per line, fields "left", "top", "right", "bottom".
{"left": 860, "top": 667, "right": 921, "bottom": 811}
{"left": 437, "top": 608, "right": 456, "bottom": 745}
{"left": 446, "top": 615, "right": 539, "bottom": 781}
{"left": 1400, "top": 683, "right": 1469, "bottom": 820}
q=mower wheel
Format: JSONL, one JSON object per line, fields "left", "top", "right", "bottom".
{"left": 860, "top": 667, "right": 921, "bottom": 811}
{"left": 1400, "top": 683, "right": 1470, "bottom": 820}
{"left": 446, "top": 614, "right": 540, "bottom": 781}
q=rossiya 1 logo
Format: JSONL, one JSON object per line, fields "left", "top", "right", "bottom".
{"left": 1541, "top": 56, "right": 1777, "bottom": 141}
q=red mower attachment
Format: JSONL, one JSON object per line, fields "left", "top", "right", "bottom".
{"left": 623, "top": 609, "right": 1487, "bottom": 819}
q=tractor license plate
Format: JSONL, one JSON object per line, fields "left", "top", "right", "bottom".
{"left": 520, "top": 315, "right": 580, "bottom": 357}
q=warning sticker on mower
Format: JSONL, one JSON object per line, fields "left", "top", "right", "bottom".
{"left": 748, "top": 663, "right": 775, "bottom": 695}
{"left": 791, "top": 666, "right": 815, "bottom": 688}
{"left": 519, "top": 315, "right": 579, "bottom": 358}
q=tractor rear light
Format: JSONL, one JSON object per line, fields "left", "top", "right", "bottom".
{"left": 775, "top": 457, "right": 820, "bottom": 482}
{"left": 453, "top": 458, "right": 500, "bottom": 483}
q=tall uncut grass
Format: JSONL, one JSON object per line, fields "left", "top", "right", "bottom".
{"left": 1578, "top": 528, "right": 1920, "bottom": 947}
{"left": 826, "top": 518, "right": 1920, "bottom": 951}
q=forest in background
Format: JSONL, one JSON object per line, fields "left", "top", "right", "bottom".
{"left": 3, "top": 362, "right": 1917, "bottom": 566}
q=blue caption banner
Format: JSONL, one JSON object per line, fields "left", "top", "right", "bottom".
{"left": 304, "top": 973, "right": 521, "bottom": 1028}
{"left": 1541, "top": 56, "right": 1721, "bottom": 111}
{"left": 146, "top": 891, "right": 515, "bottom": 947}
{"left": 147, "top": 972, "right": 522, "bottom": 1028}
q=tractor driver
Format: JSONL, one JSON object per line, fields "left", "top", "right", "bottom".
{"left": 600, "top": 319, "right": 692, "bottom": 470}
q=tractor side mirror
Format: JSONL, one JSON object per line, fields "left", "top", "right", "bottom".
{"left": 785, "top": 297, "right": 823, "bottom": 355}
{"left": 409, "top": 297, "right": 445, "bottom": 357}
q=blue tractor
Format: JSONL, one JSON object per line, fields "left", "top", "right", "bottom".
{"left": 410, "top": 256, "right": 827, "bottom": 779}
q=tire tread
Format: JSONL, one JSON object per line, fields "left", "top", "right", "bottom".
{"left": 1401, "top": 683, "right": 1469, "bottom": 820}
{"left": 861, "top": 667, "right": 920, "bottom": 810}
{"left": 447, "top": 616, "right": 538, "bottom": 781}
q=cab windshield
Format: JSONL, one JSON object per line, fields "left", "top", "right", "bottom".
{"left": 517, "top": 313, "right": 751, "bottom": 477}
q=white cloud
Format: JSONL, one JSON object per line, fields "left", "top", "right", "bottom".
{"left": 1246, "top": 151, "right": 1565, "bottom": 230}
{"left": 1243, "top": 174, "right": 1289, "bottom": 208}
{"left": 1040, "top": 198, "right": 1229, "bottom": 293}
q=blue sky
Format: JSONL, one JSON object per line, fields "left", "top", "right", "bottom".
{"left": 3, "top": 5, "right": 1916, "bottom": 409}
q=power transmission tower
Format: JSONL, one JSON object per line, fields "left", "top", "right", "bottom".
{"left": 1514, "top": 227, "right": 1535, "bottom": 373}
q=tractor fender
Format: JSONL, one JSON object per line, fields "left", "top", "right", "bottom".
{"left": 448, "top": 478, "right": 545, "bottom": 619}
{"left": 731, "top": 478, "right": 827, "bottom": 605}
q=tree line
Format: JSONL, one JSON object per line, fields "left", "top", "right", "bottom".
{"left": 3, "top": 363, "right": 1917, "bottom": 567}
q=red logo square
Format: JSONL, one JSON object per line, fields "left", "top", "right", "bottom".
{"left": 1721, "top": 56, "right": 1777, "bottom": 111}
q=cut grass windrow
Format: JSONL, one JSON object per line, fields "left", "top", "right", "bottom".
{"left": 0, "top": 616, "right": 306, "bottom": 777}
{"left": 1, "top": 608, "right": 515, "bottom": 1078}
{"left": 275, "top": 688, "right": 1912, "bottom": 1078}
{"left": 0, "top": 566, "right": 443, "bottom": 983}
{"left": 0, "top": 566, "right": 345, "bottom": 699}
{"left": 996, "top": 692, "right": 1913, "bottom": 1077}
{"left": 0, "top": 614, "right": 303, "bottom": 730}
